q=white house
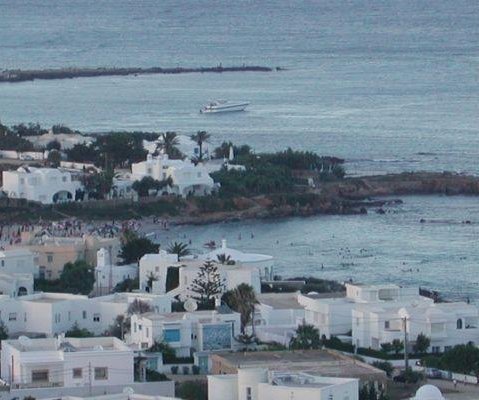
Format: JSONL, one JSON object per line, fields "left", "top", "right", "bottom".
{"left": 2, "top": 167, "right": 82, "bottom": 204}
{"left": 1, "top": 336, "right": 133, "bottom": 389}
{"left": 208, "top": 368, "right": 358, "bottom": 400}
{"left": 130, "top": 309, "right": 241, "bottom": 356}
{"left": 253, "top": 293, "right": 305, "bottom": 346}
{"left": 297, "top": 282, "right": 479, "bottom": 353}
{"left": 0, "top": 292, "right": 171, "bottom": 338}
{"left": 59, "top": 391, "right": 180, "bottom": 400}
{"left": 139, "top": 251, "right": 261, "bottom": 300}
{"left": 200, "top": 240, "right": 274, "bottom": 281}
{"left": 0, "top": 273, "right": 34, "bottom": 297}
{"left": 95, "top": 248, "right": 138, "bottom": 294}
{"left": 0, "top": 248, "right": 38, "bottom": 276}
{"left": 131, "top": 153, "right": 215, "bottom": 197}
{"left": 353, "top": 299, "right": 479, "bottom": 353}
{"left": 139, "top": 250, "right": 179, "bottom": 294}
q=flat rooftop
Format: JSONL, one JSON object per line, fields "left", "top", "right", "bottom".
{"left": 257, "top": 293, "right": 304, "bottom": 309}
{"left": 213, "top": 349, "right": 386, "bottom": 380}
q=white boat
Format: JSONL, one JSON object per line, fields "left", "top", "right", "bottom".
{"left": 200, "top": 100, "right": 249, "bottom": 114}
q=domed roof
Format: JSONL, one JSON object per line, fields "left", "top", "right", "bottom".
{"left": 413, "top": 385, "right": 444, "bottom": 400}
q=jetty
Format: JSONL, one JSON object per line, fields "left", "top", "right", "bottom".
{"left": 0, "top": 65, "right": 274, "bottom": 83}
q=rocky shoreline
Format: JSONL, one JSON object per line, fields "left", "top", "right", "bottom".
{"left": 0, "top": 65, "right": 274, "bottom": 83}
{"left": 2, "top": 171, "right": 479, "bottom": 224}
{"left": 163, "top": 171, "right": 479, "bottom": 226}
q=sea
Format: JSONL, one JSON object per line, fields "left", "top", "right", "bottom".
{"left": 0, "top": 0, "right": 478, "bottom": 300}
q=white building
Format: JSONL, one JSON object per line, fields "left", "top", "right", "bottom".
{"left": 139, "top": 250, "right": 261, "bottom": 300}
{"left": 0, "top": 248, "right": 38, "bottom": 276}
{"left": 130, "top": 308, "right": 241, "bottom": 356}
{"left": 60, "top": 391, "right": 180, "bottom": 400}
{"left": 0, "top": 292, "right": 171, "bottom": 338}
{"left": 253, "top": 293, "right": 305, "bottom": 346}
{"left": 131, "top": 153, "right": 215, "bottom": 197}
{"left": 2, "top": 167, "right": 82, "bottom": 204}
{"left": 298, "top": 282, "right": 479, "bottom": 353}
{"left": 208, "top": 368, "right": 358, "bottom": 400}
{"left": 0, "top": 273, "right": 34, "bottom": 297}
{"left": 200, "top": 240, "right": 274, "bottom": 281}
{"left": 1, "top": 336, "right": 133, "bottom": 389}
{"left": 95, "top": 248, "right": 138, "bottom": 293}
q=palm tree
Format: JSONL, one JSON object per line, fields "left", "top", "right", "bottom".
{"left": 289, "top": 323, "right": 321, "bottom": 350}
{"left": 190, "top": 130, "right": 211, "bottom": 161}
{"left": 160, "top": 132, "right": 183, "bottom": 159}
{"left": 222, "top": 283, "right": 258, "bottom": 334}
{"left": 167, "top": 241, "right": 191, "bottom": 260}
{"left": 216, "top": 253, "right": 235, "bottom": 265}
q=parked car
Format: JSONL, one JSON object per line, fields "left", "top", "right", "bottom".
{"left": 426, "top": 368, "right": 442, "bottom": 379}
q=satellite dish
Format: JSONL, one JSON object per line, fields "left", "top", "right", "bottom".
{"left": 184, "top": 298, "right": 198, "bottom": 312}
{"left": 123, "top": 387, "right": 135, "bottom": 395}
{"left": 18, "top": 336, "right": 32, "bottom": 348}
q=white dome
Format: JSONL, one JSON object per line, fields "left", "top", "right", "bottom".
{"left": 413, "top": 385, "right": 444, "bottom": 400}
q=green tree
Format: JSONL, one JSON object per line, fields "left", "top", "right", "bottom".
{"left": 127, "top": 299, "right": 153, "bottom": 315}
{"left": 441, "top": 343, "right": 479, "bottom": 375}
{"left": 65, "top": 143, "right": 98, "bottom": 163}
{"left": 372, "top": 361, "right": 393, "bottom": 377}
{"left": 147, "top": 341, "right": 176, "bottom": 361}
{"left": 216, "top": 254, "right": 235, "bottom": 265}
{"left": 167, "top": 241, "right": 190, "bottom": 260}
{"left": 105, "top": 314, "right": 129, "bottom": 339}
{"left": 47, "top": 150, "right": 62, "bottom": 167}
{"left": 176, "top": 380, "right": 208, "bottom": 400}
{"left": 132, "top": 176, "right": 172, "bottom": 197}
{"left": 46, "top": 140, "right": 61, "bottom": 151}
{"left": 114, "top": 277, "right": 139, "bottom": 292}
{"left": 380, "top": 342, "right": 393, "bottom": 353}
{"left": 160, "top": 132, "right": 183, "bottom": 159}
{"left": 65, "top": 322, "right": 94, "bottom": 338}
{"left": 96, "top": 132, "right": 147, "bottom": 168}
{"left": 222, "top": 284, "right": 258, "bottom": 334}
{"left": 413, "top": 333, "right": 431, "bottom": 354}
{"left": 190, "top": 131, "right": 211, "bottom": 161}
{"left": 0, "top": 320, "right": 8, "bottom": 341}
{"left": 59, "top": 260, "right": 94, "bottom": 295}
{"left": 189, "top": 260, "right": 225, "bottom": 308}
{"left": 391, "top": 339, "right": 404, "bottom": 354}
{"left": 119, "top": 231, "right": 159, "bottom": 264}
{"left": 289, "top": 323, "right": 321, "bottom": 350}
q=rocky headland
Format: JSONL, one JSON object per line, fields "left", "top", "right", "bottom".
{"left": 0, "top": 65, "right": 274, "bottom": 83}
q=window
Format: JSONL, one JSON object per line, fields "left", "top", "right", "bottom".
{"left": 9, "top": 313, "right": 17, "bottom": 321}
{"left": 82, "top": 311, "right": 87, "bottom": 319}
{"left": 134, "top": 323, "right": 137, "bottom": 333}
{"left": 139, "top": 324, "right": 142, "bottom": 331}
{"left": 432, "top": 346, "right": 440, "bottom": 354}
{"left": 246, "top": 387, "right": 252, "bottom": 400}
{"left": 32, "top": 370, "right": 49, "bottom": 382}
{"left": 146, "top": 327, "right": 149, "bottom": 338}
{"left": 164, "top": 329, "right": 180, "bottom": 342}
{"left": 73, "top": 368, "right": 83, "bottom": 379}
{"left": 68, "top": 311, "right": 71, "bottom": 321}
{"left": 457, "top": 319, "right": 463, "bottom": 329}
{"left": 93, "top": 313, "right": 100, "bottom": 322}
{"left": 62, "top": 176, "right": 67, "bottom": 182}
{"left": 384, "top": 321, "right": 390, "bottom": 329}
{"left": 47, "top": 254, "right": 54, "bottom": 263}
{"left": 94, "top": 367, "right": 108, "bottom": 380}
{"left": 444, "top": 346, "right": 452, "bottom": 352}
{"left": 1, "top": 260, "right": 4, "bottom": 267}
{"left": 20, "top": 178, "right": 25, "bottom": 184}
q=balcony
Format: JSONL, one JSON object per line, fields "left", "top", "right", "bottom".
{"left": 11, "top": 381, "right": 63, "bottom": 389}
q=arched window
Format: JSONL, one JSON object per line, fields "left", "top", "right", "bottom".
{"left": 17, "top": 287, "right": 28, "bottom": 297}
{"left": 457, "top": 319, "right": 463, "bottom": 329}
